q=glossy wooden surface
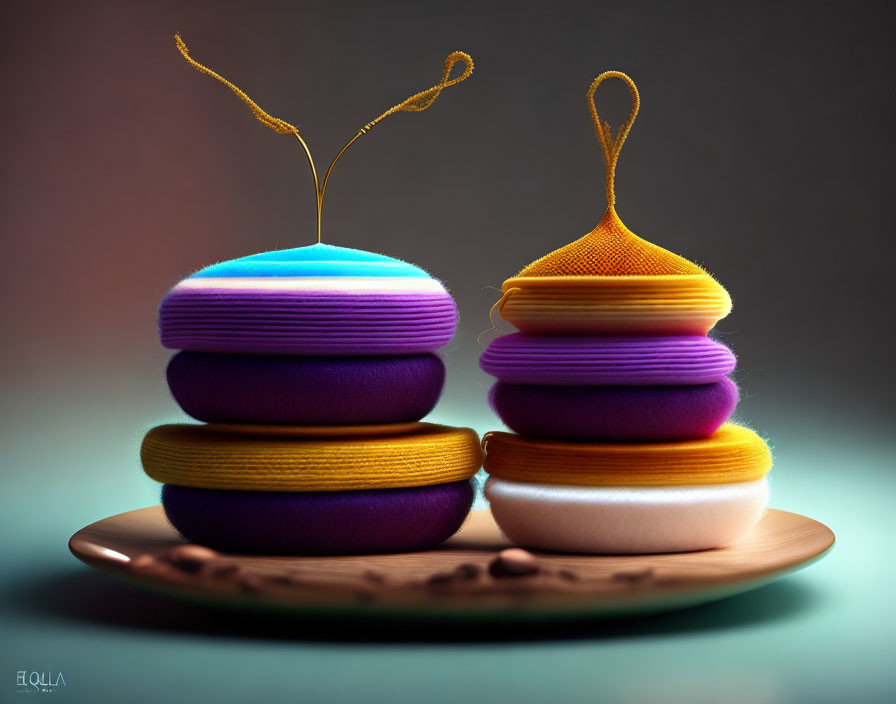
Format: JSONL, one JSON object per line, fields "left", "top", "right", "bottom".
{"left": 69, "top": 507, "right": 834, "bottom": 620}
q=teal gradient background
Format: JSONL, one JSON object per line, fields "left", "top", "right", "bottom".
{"left": 1, "top": 1, "right": 894, "bottom": 702}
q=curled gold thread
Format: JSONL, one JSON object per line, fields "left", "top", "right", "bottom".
{"left": 586, "top": 71, "right": 640, "bottom": 210}
{"left": 174, "top": 35, "right": 473, "bottom": 244}
{"left": 318, "top": 51, "right": 474, "bottom": 238}
{"left": 476, "top": 298, "right": 504, "bottom": 345}
{"left": 476, "top": 286, "right": 520, "bottom": 344}
{"left": 174, "top": 34, "right": 321, "bottom": 238}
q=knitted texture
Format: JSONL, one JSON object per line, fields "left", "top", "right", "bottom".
{"left": 490, "top": 379, "right": 738, "bottom": 441}
{"left": 482, "top": 423, "right": 771, "bottom": 486}
{"left": 480, "top": 73, "right": 770, "bottom": 555}
{"left": 167, "top": 352, "right": 445, "bottom": 424}
{"left": 485, "top": 477, "right": 768, "bottom": 554}
{"left": 497, "top": 275, "right": 731, "bottom": 335}
{"left": 142, "top": 422, "right": 482, "bottom": 491}
{"left": 161, "top": 480, "right": 475, "bottom": 555}
{"left": 518, "top": 208, "right": 706, "bottom": 277}
{"left": 490, "top": 72, "right": 730, "bottom": 336}
{"left": 514, "top": 73, "right": 711, "bottom": 279}
{"left": 159, "top": 285, "right": 457, "bottom": 355}
{"left": 480, "top": 333, "right": 736, "bottom": 386}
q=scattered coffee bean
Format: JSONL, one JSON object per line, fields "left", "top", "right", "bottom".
{"left": 263, "top": 572, "right": 294, "bottom": 586}
{"left": 610, "top": 567, "right": 654, "bottom": 585}
{"left": 454, "top": 563, "right": 481, "bottom": 580}
{"left": 427, "top": 572, "right": 455, "bottom": 586}
{"left": 167, "top": 544, "right": 219, "bottom": 573}
{"left": 129, "top": 553, "right": 176, "bottom": 579}
{"left": 488, "top": 548, "right": 540, "bottom": 578}
{"left": 363, "top": 571, "right": 386, "bottom": 584}
{"left": 207, "top": 563, "right": 241, "bottom": 579}
{"left": 239, "top": 573, "right": 265, "bottom": 594}
{"left": 557, "top": 569, "right": 579, "bottom": 581}
{"left": 130, "top": 553, "right": 160, "bottom": 573}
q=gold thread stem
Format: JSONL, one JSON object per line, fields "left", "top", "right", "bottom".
{"left": 174, "top": 34, "right": 322, "bottom": 245}
{"left": 290, "top": 133, "right": 321, "bottom": 243}
{"left": 318, "top": 131, "right": 364, "bottom": 241}
{"left": 586, "top": 71, "right": 640, "bottom": 211}
{"left": 317, "top": 51, "right": 472, "bottom": 240}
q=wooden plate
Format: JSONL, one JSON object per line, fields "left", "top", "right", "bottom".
{"left": 69, "top": 507, "right": 833, "bottom": 621}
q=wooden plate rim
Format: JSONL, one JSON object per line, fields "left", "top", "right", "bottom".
{"left": 68, "top": 506, "right": 834, "bottom": 620}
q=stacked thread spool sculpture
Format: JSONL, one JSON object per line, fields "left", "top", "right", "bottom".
{"left": 480, "top": 73, "right": 772, "bottom": 554}
{"left": 139, "top": 36, "right": 481, "bottom": 555}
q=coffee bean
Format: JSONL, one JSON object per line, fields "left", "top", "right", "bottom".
{"left": 207, "top": 563, "right": 241, "bottom": 579}
{"left": 239, "top": 574, "right": 265, "bottom": 594}
{"left": 427, "top": 572, "right": 455, "bottom": 586}
{"left": 130, "top": 553, "right": 160, "bottom": 573}
{"left": 454, "top": 563, "right": 481, "bottom": 580}
{"left": 488, "top": 548, "right": 539, "bottom": 578}
{"left": 263, "top": 572, "right": 294, "bottom": 586}
{"left": 168, "top": 544, "right": 219, "bottom": 573}
{"left": 610, "top": 568, "right": 654, "bottom": 584}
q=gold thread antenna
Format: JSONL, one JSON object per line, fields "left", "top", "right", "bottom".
{"left": 174, "top": 34, "right": 320, "bottom": 238}
{"left": 586, "top": 71, "right": 640, "bottom": 210}
{"left": 318, "top": 51, "right": 473, "bottom": 241}
{"left": 174, "top": 35, "right": 473, "bottom": 244}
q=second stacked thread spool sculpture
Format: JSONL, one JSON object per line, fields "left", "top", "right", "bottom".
{"left": 480, "top": 72, "right": 772, "bottom": 554}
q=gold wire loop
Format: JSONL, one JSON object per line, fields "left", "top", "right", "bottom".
{"left": 319, "top": 51, "right": 474, "bottom": 231}
{"left": 362, "top": 51, "right": 474, "bottom": 131}
{"left": 586, "top": 71, "right": 640, "bottom": 208}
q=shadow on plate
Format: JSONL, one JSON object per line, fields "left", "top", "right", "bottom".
{"left": 7, "top": 566, "right": 825, "bottom": 644}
